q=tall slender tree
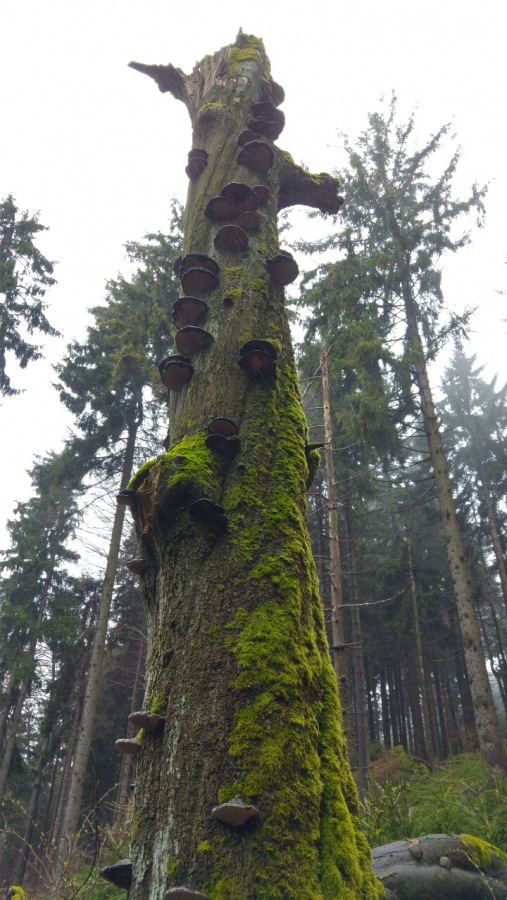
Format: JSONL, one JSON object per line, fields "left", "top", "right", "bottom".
{"left": 0, "top": 195, "right": 58, "bottom": 395}
{"left": 53, "top": 229, "right": 180, "bottom": 865}
{"left": 299, "top": 95, "right": 506, "bottom": 775}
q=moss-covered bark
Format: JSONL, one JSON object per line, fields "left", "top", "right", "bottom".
{"left": 127, "top": 32, "right": 382, "bottom": 899}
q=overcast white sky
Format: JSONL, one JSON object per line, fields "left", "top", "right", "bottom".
{"left": 1, "top": 0, "right": 506, "bottom": 546}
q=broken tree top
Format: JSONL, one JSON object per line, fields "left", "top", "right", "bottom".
{"left": 129, "top": 32, "right": 343, "bottom": 216}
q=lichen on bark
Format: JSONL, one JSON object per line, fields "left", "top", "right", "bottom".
{"left": 126, "top": 31, "right": 382, "bottom": 899}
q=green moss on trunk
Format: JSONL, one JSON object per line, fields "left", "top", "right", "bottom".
{"left": 127, "top": 30, "right": 382, "bottom": 900}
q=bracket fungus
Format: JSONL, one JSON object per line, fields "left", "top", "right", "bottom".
{"left": 185, "top": 148, "right": 208, "bottom": 179}
{"left": 164, "top": 889, "right": 209, "bottom": 899}
{"left": 175, "top": 326, "right": 213, "bottom": 356}
{"left": 100, "top": 860, "right": 132, "bottom": 891}
{"left": 159, "top": 356, "right": 194, "bottom": 391}
{"left": 238, "top": 129, "right": 256, "bottom": 146}
{"left": 207, "top": 417, "right": 239, "bottom": 436}
{"left": 125, "top": 558, "right": 148, "bottom": 576}
{"left": 174, "top": 253, "right": 219, "bottom": 279}
{"left": 188, "top": 498, "right": 227, "bottom": 533}
{"left": 237, "top": 211, "right": 260, "bottom": 232}
{"left": 128, "top": 710, "right": 166, "bottom": 733}
{"left": 248, "top": 100, "right": 285, "bottom": 140}
{"left": 237, "top": 139, "right": 274, "bottom": 172}
{"left": 205, "top": 432, "right": 241, "bottom": 459}
{"left": 253, "top": 184, "right": 270, "bottom": 204}
{"left": 205, "top": 183, "right": 259, "bottom": 222}
{"left": 211, "top": 797, "right": 259, "bottom": 826}
{"left": 116, "top": 489, "right": 137, "bottom": 509}
{"left": 239, "top": 339, "right": 277, "bottom": 379}
{"left": 115, "top": 738, "right": 142, "bottom": 755}
{"left": 171, "top": 297, "right": 208, "bottom": 329}
{"left": 181, "top": 267, "right": 219, "bottom": 296}
{"left": 214, "top": 224, "right": 249, "bottom": 253}
{"left": 175, "top": 254, "right": 220, "bottom": 296}
{"left": 267, "top": 251, "right": 299, "bottom": 286}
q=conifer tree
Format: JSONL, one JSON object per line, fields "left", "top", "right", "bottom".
{"left": 299, "top": 95, "right": 506, "bottom": 775}
{"left": 54, "top": 229, "right": 180, "bottom": 865}
{"left": 0, "top": 195, "right": 58, "bottom": 395}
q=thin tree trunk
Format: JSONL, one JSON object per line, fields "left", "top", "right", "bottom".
{"left": 321, "top": 348, "right": 351, "bottom": 738}
{"left": 15, "top": 730, "right": 52, "bottom": 885}
{"left": 406, "top": 649, "right": 427, "bottom": 760}
{"left": 115, "top": 634, "right": 146, "bottom": 824}
{"left": 406, "top": 536, "right": 434, "bottom": 763}
{"left": 56, "top": 421, "right": 138, "bottom": 867}
{"left": 0, "top": 571, "right": 53, "bottom": 804}
{"left": 380, "top": 667, "right": 392, "bottom": 748}
{"left": 403, "top": 282, "right": 507, "bottom": 775}
{"left": 343, "top": 498, "right": 370, "bottom": 798}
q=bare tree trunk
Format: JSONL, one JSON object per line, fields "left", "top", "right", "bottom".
{"left": 15, "top": 730, "right": 52, "bottom": 885}
{"left": 115, "top": 633, "right": 146, "bottom": 825}
{"left": 343, "top": 499, "right": 370, "bottom": 798}
{"left": 403, "top": 283, "right": 507, "bottom": 775}
{"left": 321, "top": 348, "right": 351, "bottom": 737}
{"left": 406, "top": 537, "right": 434, "bottom": 763}
{"left": 56, "top": 421, "right": 138, "bottom": 868}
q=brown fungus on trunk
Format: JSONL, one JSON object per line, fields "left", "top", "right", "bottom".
{"left": 207, "top": 417, "right": 238, "bottom": 436}
{"left": 238, "top": 129, "right": 256, "bottom": 146}
{"left": 239, "top": 339, "right": 277, "bottom": 379}
{"left": 211, "top": 797, "right": 259, "bottom": 826}
{"left": 237, "top": 211, "right": 260, "bottom": 232}
{"left": 100, "top": 860, "right": 132, "bottom": 891}
{"left": 188, "top": 498, "right": 227, "bottom": 533}
{"left": 128, "top": 710, "right": 166, "bottom": 733}
{"left": 237, "top": 139, "right": 274, "bottom": 172}
{"left": 160, "top": 357, "right": 194, "bottom": 391}
{"left": 125, "top": 558, "right": 148, "bottom": 576}
{"left": 116, "top": 489, "right": 137, "bottom": 509}
{"left": 253, "top": 184, "right": 271, "bottom": 204}
{"left": 181, "top": 267, "right": 219, "bottom": 296}
{"left": 171, "top": 297, "right": 208, "bottom": 329}
{"left": 267, "top": 251, "right": 299, "bottom": 286}
{"left": 115, "top": 738, "right": 142, "bottom": 755}
{"left": 214, "top": 225, "right": 249, "bottom": 253}
{"left": 206, "top": 183, "right": 258, "bottom": 222}
{"left": 175, "top": 326, "right": 214, "bottom": 356}
{"left": 205, "top": 432, "right": 241, "bottom": 459}
{"left": 185, "top": 149, "right": 208, "bottom": 179}
{"left": 248, "top": 101, "right": 285, "bottom": 140}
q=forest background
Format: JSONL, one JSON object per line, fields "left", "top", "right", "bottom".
{"left": 1, "top": 0, "right": 507, "bottom": 896}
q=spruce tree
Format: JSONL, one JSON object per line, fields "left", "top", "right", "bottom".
{"left": 299, "top": 95, "right": 506, "bottom": 776}
{"left": 0, "top": 195, "right": 58, "bottom": 395}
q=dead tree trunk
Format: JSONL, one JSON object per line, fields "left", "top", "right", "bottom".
{"left": 123, "top": 32, "right": 381, "bottom": 900}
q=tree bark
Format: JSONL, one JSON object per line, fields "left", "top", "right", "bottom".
{"left": 126, "top": 32, "right": 380, "bottom": 899}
